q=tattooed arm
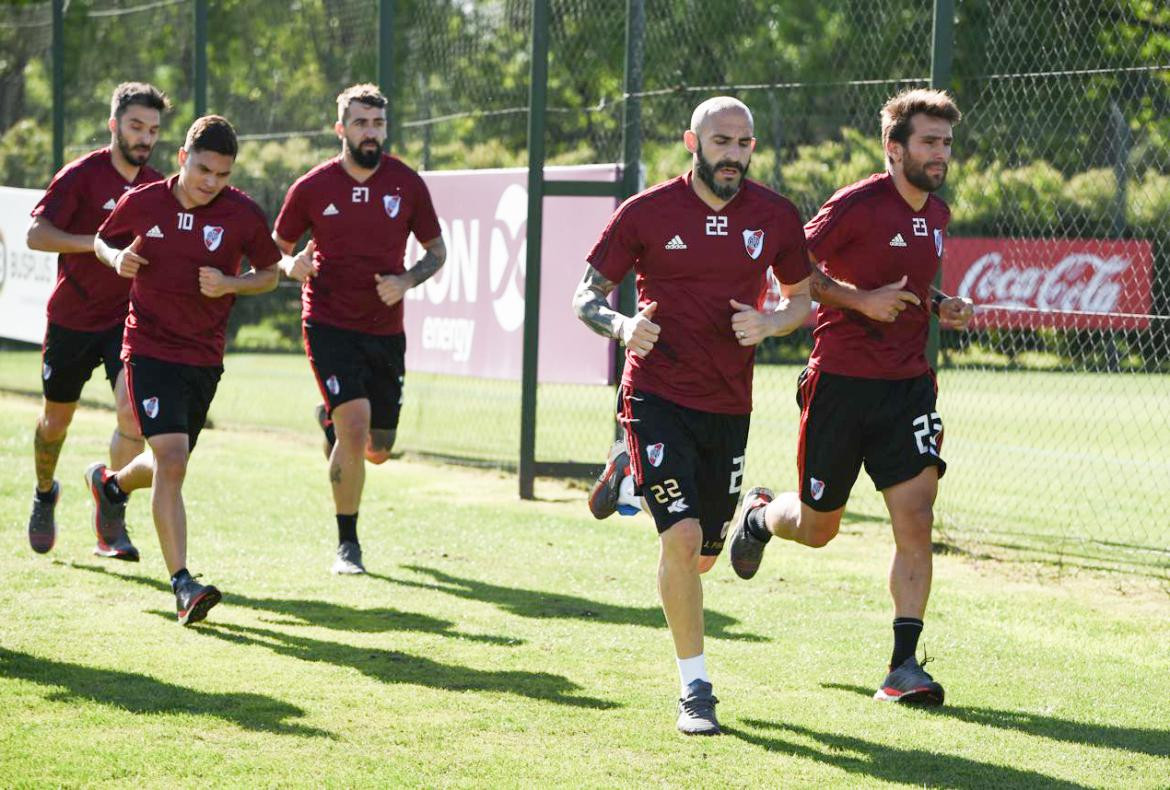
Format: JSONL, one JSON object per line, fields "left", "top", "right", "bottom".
{"left": 572, "top": 265, "right": 659, "bottom": 358}
{"left": 406, "top": 237, "right": 447, "bottom": 287}
{"left": 375, "top": 237, "right": 447, "bottom": 308}
{"left": 808, "top": 255, "right": 921, "bottom": 323}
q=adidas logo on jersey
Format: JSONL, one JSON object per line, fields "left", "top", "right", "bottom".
{"left": 889, "top": 233, "right": 907, "bottom": 247}
{"left": 665, "top": 235, "right": 687, "bottom": 250}
{"left": 323, "top": 203, "right": 339, "bottom": 216}
{"left": 102, "top": 198, "right": 117, "bottom": 210}
{"left": 146, "top": 225, "right": 164, "bottom": 239}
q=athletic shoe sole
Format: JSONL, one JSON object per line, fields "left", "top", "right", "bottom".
{"left": 93, "top": 540, "right": 140, "bottom": 562}
{"left": 178, "top": 586, "right": 222, "bottom": 626}
{"left": 873, "top": 684, "right": 945, "bottom": 706}
{"left": 588, "top": 441, "right": 629, "bottom": 520}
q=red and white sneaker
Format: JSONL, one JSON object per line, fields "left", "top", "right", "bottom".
{"left": 588, "top": 439, "right": 631, "bottom": 520}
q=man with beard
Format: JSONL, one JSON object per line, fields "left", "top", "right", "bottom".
{"left": 24, "top": 82, "right": 169, "bottom": 559}
{"left": 274, "top": 83, "right": 446, "bottom": 575}
{"left": 727, "top": 88, "right": 974, "bottom": 707}
{"left": 572, "top": 96, "right": 813, "bottom": 735}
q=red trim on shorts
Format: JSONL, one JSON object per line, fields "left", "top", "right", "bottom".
{"left": 619, "top": 386, "right": 644, "bottom": 485}
{"left": 123, "top": 356, "right": 143, "bottom": 435}
{"left": 302, "top": 324, "right": 332, "bottom": 416}
{"left": 795, "top": 369, "right": 821, "bottom": 498}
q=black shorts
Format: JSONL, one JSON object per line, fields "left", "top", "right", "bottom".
{"left": 797, "top": 368, "right": 946, "bottom": 512}
{"left": 620, "top": 386, "right": 750, "bottom": 556}
{"left": 303, "top": 322, "right": 406, "bottom": 431}
{"left": 124, "top": 355, "right": 222, "bottom": 451}
{"left": 41, "top": 322, "right": 124, "bottom": 403}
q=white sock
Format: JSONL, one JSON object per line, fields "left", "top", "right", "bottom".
{"left": 677, "top": 653, "right": 709, "bottom": 695}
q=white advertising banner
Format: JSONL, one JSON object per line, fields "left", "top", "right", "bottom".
{"left": 403, "top": 164, "right": 619, "bottom": 385}
{"left": 0, "top": 187, "right": 56, "bottom": 344}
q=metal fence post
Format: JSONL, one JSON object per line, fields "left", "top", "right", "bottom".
{"left": 51, "top": 0, "right": 63, "bottom": 172}
{"left": 928, "top": 0, "right": 954, "bottom": 369}
{"left": 612, "top": 0, "right": 644, "bottom": 395}
{"left": 194, "top": 0, "right": 207, "bottom": 117}
{"left": 519, "top": 0, "right": 550, "bottom": 500}
{"left": 379, "top": 0, "right": 395, "bottom": 139}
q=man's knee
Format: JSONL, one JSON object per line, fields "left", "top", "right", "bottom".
{"left": 801, "top": 507, "right": 843, "bottom": 548}
{"left": 38, "top": 402, "right": 76, "bottom": 440}
{"left": 893, "top": 504, "right": 934, "bottom": 547}
{"left": 697, "top": 555, "right": 718, "bottom": 574}
{"left": 660, "top": 520, "right": 703, "bottom": 563}
{"left": 366, "top": 429, "right": 395, "bottom": 464}
{"left": 114, "top": 403, "right": 142, "bottom": 440}
{"left": 150, "top": 440, "right": 189, "bottom": 483}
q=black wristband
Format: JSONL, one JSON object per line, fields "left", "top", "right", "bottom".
{"left": 931, "top": 293, "right": 947, "bottom": 315}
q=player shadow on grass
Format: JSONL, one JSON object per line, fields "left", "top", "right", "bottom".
{"left": 64, "top": 561, "right": 519, "bottom": 645}
{"left": 375, "top": 565, "right": 768, "bottom": 643}
{"left": 822, "top": 682, "right": 1170, "bottom": 758}
{"left": 186, "top": 620, "right": 617, "bottom": 710}
{"left": 0, "top": 646, "right": 330, "bottom": 738}
{"left": 725, "top": 719, "right": 1085, "bottom": 789}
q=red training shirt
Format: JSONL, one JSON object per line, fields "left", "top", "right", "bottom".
{"left": 31, "top": 147, "right": 163, "bottom": 332}
{"left": 98, "top": 176, "right": 281, "bottom": 367}
{"left": 589, "top": 172, "right": 809, "bottom": 414}
{"left": 274, "top": 154, "right": 442, "bottom": 336}
{"left": 805, "top": 172, "right": 951, "bottom": 379}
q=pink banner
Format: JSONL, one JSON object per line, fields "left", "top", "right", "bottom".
{"left": 943, "top": 237, "right": 1154, "bottom": 330}
{"left": 403, "top": 165, "right": 619, "bottom": 384}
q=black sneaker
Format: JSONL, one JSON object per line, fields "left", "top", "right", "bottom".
{"left": 315, "top": 404, "right": 336, "bottom": 459}
{"left": 332, "top": 540, "right": 366, "bottom": 575}
{"left": 28, "top": 481, "right": 59, "bottom": 554}
{"left": 175, "top": 576, "right": 222, "bottom": 626}
{"left": 874, "top": 655, "right": 945, "bottom": 706}
{"left": 588, "top": 439, "right": 630, "bottom": 520}
{"left": 676, "top": 679, "right": 721, "bottom": 736}
{"left": 84, "top": 463, "right": 138, "bottom": 561}
{"left": 728, "top": 486, "right": 774, "bottom": 580}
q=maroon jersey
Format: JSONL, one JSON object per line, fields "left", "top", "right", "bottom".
{"left": 31, "top": 148, "right": 163, "bottom": 332}
{"left": 589, "top": 172, "right": 809, "bottom": 414}
{"left": 274, "top": 154, "right": 442, "bottom": 335}
{"left": 98, "top": 176, "right": 282, "bottom": 367}
{"left": 805, "top": 172, "right": 951, "bottom": 379}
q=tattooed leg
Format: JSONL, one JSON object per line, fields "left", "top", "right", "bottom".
{"left": 34, "top": 400, "right": 77, "bottom": 491}
{"left": 328, "top": 399, "right": 370, "bottom": 514}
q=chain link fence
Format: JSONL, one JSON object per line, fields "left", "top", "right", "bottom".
{"left": 1, "top": 0, "right": 1166, "bottom": 569}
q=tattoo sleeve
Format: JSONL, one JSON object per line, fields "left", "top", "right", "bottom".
{"left": 407, "top": 247, "right": 444, "bottom": 287}
{"left": 572, "top": 266, "right": 626, "bottom": 340}
{"left": 34, "top": 425, "right": 65, "bottom": 490}
{"left": 808, "top": 266, "right": 856, "bottom": 307}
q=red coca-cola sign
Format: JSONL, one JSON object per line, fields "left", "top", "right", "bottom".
{"left": 942, "top": 237, "right": 1153, "bottom": 329}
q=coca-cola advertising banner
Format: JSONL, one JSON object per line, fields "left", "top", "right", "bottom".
{"left": 942, "top": 237, "right": 1154, "bottom": 330}
{"left": 403, "top": 165, "right": 618, "bottom": 384}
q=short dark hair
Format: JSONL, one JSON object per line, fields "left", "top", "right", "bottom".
{"left": 109, "top": 82, "right": 170, "bottom": 121}
{"left": 336, "top": 83, "right": 387, "bottom": 124}
{"left": 184, "top": 115, "right": 238, "bottom": 158}
{"left": 881, "top": 88, "right": 961, "bottom": 150}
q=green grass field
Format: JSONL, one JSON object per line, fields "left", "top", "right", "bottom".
{"left": 1, "top": 349, "right": 1167, "bottom": 570}
{"left": 1, "top": 375, "right": 1168, "bottom": 785}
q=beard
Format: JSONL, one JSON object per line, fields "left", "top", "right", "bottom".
{"left": 695, "top": 141, "right": 749, "bottom": 201}
{"left": 116, "top": 131, "right": 153, "bottom": 167}
{"left": 903, "top": 156, "right": 947, "bottom": 192}
{"left": 346, "top": 136, "right": 383, "bottom": 169}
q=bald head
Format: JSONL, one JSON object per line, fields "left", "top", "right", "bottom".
{"left": 689, "top": 96, "right": 754, "bottom": 135}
